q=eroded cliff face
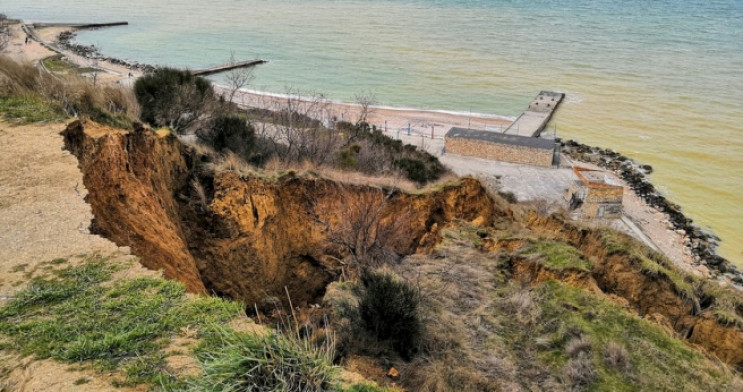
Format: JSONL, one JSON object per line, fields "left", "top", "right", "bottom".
{"left": 194, "top": 172, "right": 498, "bottom": 309}
{"left": 63, "top": 120, "right": 743, "bottom": 369}
{"left": 521, "top": 213, "right": 743, "bottom": 368}
{"left": 63, "top": 120, "right": 499, "bottom": 309}
{"left": 63, "top": 121, "right": 206, "bottom": 293}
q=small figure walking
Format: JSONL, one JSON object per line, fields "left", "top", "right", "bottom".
{"left": 25, "top": 36, "right": 29, "bottom": 44}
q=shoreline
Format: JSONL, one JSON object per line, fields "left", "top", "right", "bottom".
{"left": 561, "top": 142, "right": 739, "bottom": 281}
{"left": 219, "top": 84, "right": 515, "bottom": 139}
{"left": 4, "top": 20, "right": 738, "bottom": 283}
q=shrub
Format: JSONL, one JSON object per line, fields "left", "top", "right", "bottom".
{"left": 196, "top": 115, "right": 269, "bottom": 164}
{"left": 497, "top": 190, "right": 518, "bottom": 204}
{"left": 392, "top": 154, "right": 446, "bottom": 184}
{"left": 134, "top": 67, "right": 214, "bottom": 133}
{"left": 357, "top": 270, "right": 421, "bottom": 358}
{"left": 393, "top": 158, "right": 428, "bottom": 184}
{"left": 336, "top": 144, "right": 361, "bottom": 170}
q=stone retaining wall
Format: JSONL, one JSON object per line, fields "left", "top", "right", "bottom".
{"left": 445, "top": 137, "right": 554, "bottom": 167}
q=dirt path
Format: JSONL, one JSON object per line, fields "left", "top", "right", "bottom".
{"left": 3, "top": 22, "right": 141, "bottom": 85}
{"left": 0, "top": 120, "right": 152, "bottom": 392}
{"left": 0, "top": 121, "right": 124, "bottom": 293}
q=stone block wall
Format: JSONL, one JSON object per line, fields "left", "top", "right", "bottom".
{"left": 581, "top": 186, "right": 623, "bottom": 220}
{"left": 445, "top": 137, "right": 555, "bottom": 167}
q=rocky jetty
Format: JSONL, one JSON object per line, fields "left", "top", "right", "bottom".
{"left": 57, "top": 31, "right": 156, "bottom": 73}
{"left": 562, "top": 139, "right": 741, "bottom": 283}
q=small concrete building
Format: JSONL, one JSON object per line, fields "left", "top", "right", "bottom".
{"left": 444, "top": 127, "right": 559, "bottom": 167}
{"left": 565, "top": 167, "right": 623, "bottom": 220}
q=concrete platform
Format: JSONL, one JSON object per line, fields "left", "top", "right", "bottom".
{"left": 504, "top": 91, "right": 564, "bottom": 137}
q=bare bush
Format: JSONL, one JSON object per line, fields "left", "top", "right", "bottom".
{"left": 225, "top": 51, "right": 254, "bottom": 104}
{"left": 248, "top": 89, "right": 341, "bottom": 166}
{"left": 506, "top": 287, "right": 541, "bottom": 325}
{"left": 603, "top": 341, "right": 630, "bottom": 372}
{"left": 310, "top": 184, "right": 411, "bottom": 275}
{"left": 0, "top": 14, "right": 10, "bottom": 52}
{"left": 565, "top": 336, "right": 592, "bottom": 358}
{"left": 353, "top": 90, "right": 377, "bottom": 125}
{"left": 564, "top": 354, "right": 597, "bottom": 388}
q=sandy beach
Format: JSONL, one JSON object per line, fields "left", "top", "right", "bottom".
{"left": 1, "top": 22, "right": 722, "bottom": 280}
{"left": 6, "top": 22, "right": 142, "bottom": 85}
{"left": 220, "top": 86, "right": 515, "bottom": 141}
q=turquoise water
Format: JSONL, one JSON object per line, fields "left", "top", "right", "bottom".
{"left": 5, "top": 0, "right": 742, "bottom": 264}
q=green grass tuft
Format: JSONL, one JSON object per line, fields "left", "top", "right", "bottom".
{"left": 0, "top": 258, "right": 241, "bottom": 387}
{"left": 0, "top": 257, "right": 367, "bottom": 390}
{"left": 41, "top": 55, "right": 75, "bottom": 73}
{"left": 0, "top": 95, "right": 66, "bottom": 123}
{"left": 522, "top": 239, "right": 592, "bottom": 272}
{"left": 597, "top": 229, "right": 632, "bottom": 256}
{"left": 182, "top": 326, "right": 338, "bottom": 392}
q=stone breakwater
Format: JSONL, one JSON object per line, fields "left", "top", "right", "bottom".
{"left": 562, "top": 140, "right": 741, "bottom": 283}
{"left": 57, "top": 31, "right": 155, "bottom": 73}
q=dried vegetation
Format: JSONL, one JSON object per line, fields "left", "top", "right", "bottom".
{"left": 0, "top": 56, "right": 138, "bottom": 126}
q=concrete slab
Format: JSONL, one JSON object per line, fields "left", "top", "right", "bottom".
{"left": 441, "top": 154, "right": 574, "bottom": 205}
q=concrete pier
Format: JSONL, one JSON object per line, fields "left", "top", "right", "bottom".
{"left": 31, "top": 22, "right": 129, "bottom": 29}
{"left": 504, "top": 91, "right": 564, "bottom": 137}
{"left": 190, "top": 60, "right": 267, "bottom": 76}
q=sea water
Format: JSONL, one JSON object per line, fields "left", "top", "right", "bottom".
{"left": 4, "top": 0, "right": 742, "bottom": 264}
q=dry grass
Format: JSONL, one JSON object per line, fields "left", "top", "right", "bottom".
{"left": 205, "top": 152, "right": 262, "bottom": 178}
{"left": 564, "top": 336, "right": 592, "bottom": 358}
{"left": 506, "top": 287, "right": 541, "bottom": 325}
{"left": 603, "top": 341, "right": 630, "bottom": 372}
{"left": 205, "top": 150, "right": 462, "bottom": 195}
{"left": 0, "top": 55, "right": 139, "bottom": 126}
{"left": 328, "top": 225, "right": 743, "bottom": 392}
{"left": 563, "top": 354, "right": 597, "bottom": 388}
